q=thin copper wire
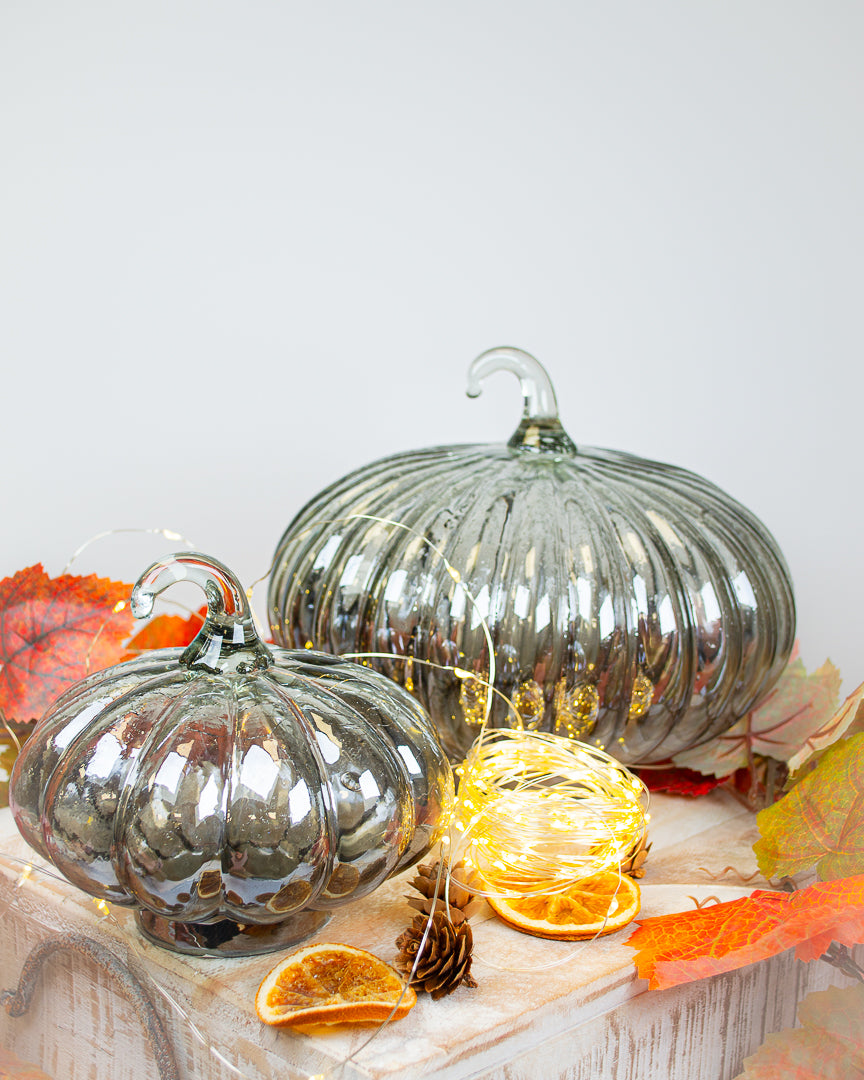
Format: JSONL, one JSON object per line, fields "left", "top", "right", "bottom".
{"left": 2, "top": 515, "right": 648, "bottom": 1077}
{"left": 258, "top": 514, "right": 650, "bottom": 1016}
{"left": 0, "top": 708, "right": 22, "bottom": 755}
{"left": 260, "top": 512, "right": 498, "bottom": 725}
{"left": 62, "top": 528, "right": 196, "bottom": 574}
{"left": 452, "top": 729, "right": 648, "bottom": 898}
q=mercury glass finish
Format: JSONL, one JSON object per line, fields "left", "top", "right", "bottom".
{"left": 10, "top": 553, "right": 454, "bottom": 956}
{"left": 269, "top": 348, "right": 796, "bottom": 765}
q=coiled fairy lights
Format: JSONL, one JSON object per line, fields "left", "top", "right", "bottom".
{"left": 0, "top": 517, "right": 652, "bottom": 1080}
{"left": 452, "top": 729, "right": 648, "bottom": 898}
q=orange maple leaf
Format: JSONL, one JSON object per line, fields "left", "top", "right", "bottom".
{"left": 121, "top": 605, "right": 206, "bottom": 659}
{"left": 0, "top": 565, "right": 133, "bottom": 724}
{"left": 626, "top": 875, "right": 864, "bottom": 990}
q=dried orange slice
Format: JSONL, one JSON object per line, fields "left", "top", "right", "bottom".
{"left": 487, "top": 871, "right": 641, "bottom": 940}
{"left": 255, "top": 942, "right": 417, "bottom": 1027}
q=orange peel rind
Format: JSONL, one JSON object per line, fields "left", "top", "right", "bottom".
{"left": 255, "top": 942, "right": 417, "bottom": 1027}
{"left": 487, "top": 871, "right": 641, "bottom": 940}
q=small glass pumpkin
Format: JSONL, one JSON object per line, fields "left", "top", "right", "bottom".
{"left": 268, "top": 347, "right": 796, "bottom": 765}
{"left": 10, "top": 553, "right": 454, "bottom": 956}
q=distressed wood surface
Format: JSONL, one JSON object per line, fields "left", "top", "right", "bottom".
{"left": 0, "top": 795, "right": 857, "bottom": 1080}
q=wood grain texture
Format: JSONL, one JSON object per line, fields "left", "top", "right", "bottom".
{"left": 472, "top": 951, "right": 859, "bottom": 1080}
{"left": 1, "top": 933, "right": 178, "bottom": 1079}
{"left": 0, "top": 795, "right": 858, "bottom": 1080}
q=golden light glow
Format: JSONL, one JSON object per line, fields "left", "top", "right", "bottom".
{"left": 451, "top": 729, "right": 648, "bottom": 898}
{"left": 554, "top": 681, "right": 599, "bottom": 738}
{"left": 512, "top": 679, "right": 544, "bottom": 728}
{"left": 628, "top": 672, "right": 654, "bottom": 719}
{"left": 458, "top": 672, "right": 489, "bottom": 726}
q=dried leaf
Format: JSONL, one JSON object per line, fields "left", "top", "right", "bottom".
{"left": 787, "top": 679, "right": 864, "bottom": 783}
{"left": 754, "top": 733, "right": 864, "bottom": 881}
{"left": 626, "top": 874, "right": 864, "bottom": 990}
{"left": 672, "top": 658, "right": 842, "bottom": 777}
{"left": 635, "top": 766, "right": 730, "bottom": 797}
{"left": 836, "top": 686, "right": 864, "bottom": 739}
{"left": 0, "top": 565, "right": 133, "bottom": 724}
{"left": 734, "top": 983, "right": 864, "bottom": 1079}
{"left": 122, "top": 605, "right": 206, "bottom": 659}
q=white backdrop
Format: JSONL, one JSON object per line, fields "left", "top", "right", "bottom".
{"left": 2, "top": 3, "right": 862, "bottom": 693}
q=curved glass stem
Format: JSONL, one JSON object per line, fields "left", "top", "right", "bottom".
{"left": 131, "top": 553, "right": 272, "bottom": 674}
{"left": 467, "top": 347, "right": 560, "bottom": 421}
{"left": 467, "top": 346, "right": 577, "bottom": 455}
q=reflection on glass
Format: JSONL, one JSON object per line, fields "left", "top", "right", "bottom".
{"left": 10, "top": 552, "right": 454, "bottom": 957}
{"left": 269, "top": 347, "right": 795, "bottom": 764}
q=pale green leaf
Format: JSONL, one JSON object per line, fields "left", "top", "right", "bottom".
{"left": 674, "top": 658, "right": 841, "bottom": 777}
{"left": 754, "top": 733, "right": 864, "bottom": 881}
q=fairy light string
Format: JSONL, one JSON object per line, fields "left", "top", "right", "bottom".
{"left": 324, "top": 516, "right": 649, "bottom": 907}
{"left": 280, "top": 511, "right": 498, "bottom": 731}
{"left": 3, "top": 516, "right": 649, "bottom": 1079}
{"left": 326, "top": 516, "right": 650, "bottom": 987}
{"left": 62, "top": 527, "right": 197, "bottom": 574}
{"left": 450, "top": 729, "right": 648, "bottom": 899}
{"left": 3, "top": 522, "right": 464, "bottom": 1080}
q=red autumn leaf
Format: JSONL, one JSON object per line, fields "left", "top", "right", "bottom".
{"left": 754, "top": 733, "right": 864, "bottom": 882}
{"left": 672, "top": 656, "right": 842, "bottom": 777}
{"left": 122, "top": 605, "right": 206, "bottom": 659}
{"left": 0, "top": 564, "right": 133, "bottom": 723}
{"left": 626, "top": 875, "right": 864, "bottom": 990}
{"left": 735, "top": 983, "right": 864, "bottom": 1079}
{"left": 636, "top": 765, "right": 730, "bottom": 797}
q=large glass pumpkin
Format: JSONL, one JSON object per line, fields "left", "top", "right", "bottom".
{"left": 269, "top": 347, "right": 796, "bottom": 765}
{"left": 10, "top": 553, "right": 454, "bottom": 956}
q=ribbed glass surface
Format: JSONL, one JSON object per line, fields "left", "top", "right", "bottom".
{"left": 269, "top": 349, "right": 795, "bottom": 765}
{"left": 10, "top": 554, "right": 454, "bottom": 940}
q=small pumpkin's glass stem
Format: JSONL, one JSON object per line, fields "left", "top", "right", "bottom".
{"left": 131, "top": 553, "right": 272, "bottom": 674}
{"left": 466, "top": 346, "right": 577, "bottom": 455}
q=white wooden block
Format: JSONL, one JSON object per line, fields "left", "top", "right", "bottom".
{"left": 0, "top": 796, "right": 857, "bottom": 1080}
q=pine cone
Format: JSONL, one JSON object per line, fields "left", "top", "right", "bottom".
{"left": 621, "top": 834, "right": 652, "bottom": 879}
{"left": 406, "top": 860, "right": 483, "bottom": 924}
{"left": 395, "top": 912, "right": 477, "bottom": 999}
